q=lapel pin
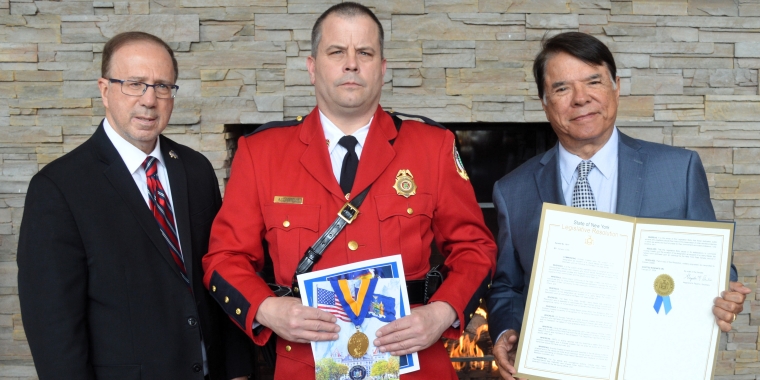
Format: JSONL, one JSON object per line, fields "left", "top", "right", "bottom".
{"left": 169, "top": 150, "right": 178, "bottom": 159}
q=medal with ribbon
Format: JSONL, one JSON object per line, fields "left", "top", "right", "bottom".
{"left": 653, "top": 274, "right": 674, "bottom": 314}
{"left": 330, "top": 277, "right": 378, "bottom": 358}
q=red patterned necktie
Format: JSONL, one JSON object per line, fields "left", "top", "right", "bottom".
{"left": 143, "top": 156, "right": 189, "bottom": 286}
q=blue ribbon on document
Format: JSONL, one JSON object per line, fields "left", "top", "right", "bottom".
{"left": 330, "top": 277, "right": 378, "bottom": 326}
{"left": 653, "top": 294, "right": 672, "bottom": 314}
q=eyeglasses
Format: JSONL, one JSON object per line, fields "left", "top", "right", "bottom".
{"left": 107, "top": 78, "right": 179, "bottom": 99}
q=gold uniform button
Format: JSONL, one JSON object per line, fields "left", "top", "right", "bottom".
{"left": 294, "top": 286, "right": 299, "bottom": 293}
{"left": 469, "top": 313, "right": 474, "bottom": 319}
{"left": 224, "top": 296, "right": 230, "bottom": 303}
{"left": 283, "top": 220, "right": 290, "bottom": 228}
{"left": 348, "top": 241, "right": 359, "bottom": 250}
{"left": 235, "top": 308, "right": 241, "bottom": 315}
{"left": 211, "top": 286, "right": 216, "bottom": 292}
{"left": 296, "top": 115, "right": 303, "bottom": 121}
{"left": 407, "top": 207, "right": 413, "bottom": 215}
{"left": 285, "top": 345, "right": 292, "bottom": 352}
{"left": 488, "top": 283, "right": 491, "bottom": 289}
{"left": 479, "top": 298, "right": 483, "bottom": 304}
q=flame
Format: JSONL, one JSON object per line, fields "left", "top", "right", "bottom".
{"left": 444, "top": 306, "right": 498, "bottom": 371}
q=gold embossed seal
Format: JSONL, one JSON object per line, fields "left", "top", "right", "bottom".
{"left": 347, "top": 330, "right": 369, "bottom": 358}
{"left": 393, "top": 169, "right": 417, "bottom": 198}
{"left": 654, "top": 274, "right": 675, "bottom": 296}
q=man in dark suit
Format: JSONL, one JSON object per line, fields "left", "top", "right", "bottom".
{"left": 17, "top": 32, "right": 251, "bottom": 379}
{"left": 486, "top": 32, "right": 751, "bottom": 380}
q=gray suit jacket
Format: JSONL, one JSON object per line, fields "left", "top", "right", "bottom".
{"left": 486, "top": 131, "right": 737, "bottom": 342}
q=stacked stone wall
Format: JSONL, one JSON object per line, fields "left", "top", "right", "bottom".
{"left": 1, "top": 1, "right": 760, "bottom": 378}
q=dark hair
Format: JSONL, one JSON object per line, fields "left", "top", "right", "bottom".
{"left": 311, "top": 2, "right": 384, "bottom": 59}
{"left": 101, "top": 31, "right": 178, "bottom": 83}
{"left": 533, "top": 32, "right": 616, "bottom": 101}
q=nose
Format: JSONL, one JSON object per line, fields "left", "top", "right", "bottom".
{"left": 571, "top": 83, "right": 590, "bottom": 106}
{"left": 139, "top": 86, "right": 158, "bottom": 107}
{"left": 344, "top": 51, "right": 358, "bottom": 72}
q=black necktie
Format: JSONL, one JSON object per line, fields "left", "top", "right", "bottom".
{"left": 338, "top": 136, "right": 359, "bottom": 196}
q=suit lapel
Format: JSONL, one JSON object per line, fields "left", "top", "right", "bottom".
{"left": 161, "top": 137, "right": 194, "bottom": 285}
{"left": 534, "top": 146, "right": 565, "bottom": 205}
{"left": 299, "top": 111, "right": 346, "bottom": 200}
{"left": 93, "top": 124, "right": 187, "bottom": 283}
{"left": 351, "top": 108, "right": 397, "bottom": 198}
{"left": 616, "top": 132, "right": 647, "bottom": 216}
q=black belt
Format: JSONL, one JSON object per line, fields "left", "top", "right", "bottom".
{"left": 270, "top": 265, "right": 443, "bottom": 304}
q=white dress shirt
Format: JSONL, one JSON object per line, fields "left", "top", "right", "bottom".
{"left": 558, "top": 127, "right": 620, "bottom": 213}
{"left": 320, "top": 110, "right": 372, "bottom": 182}
{"left": 103, "top": 119, "right": 208, "bottom": 375}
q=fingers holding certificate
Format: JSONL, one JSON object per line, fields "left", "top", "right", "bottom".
{"left": 493, "top": 329, "right": 519, "bottom": 380}
{"left": 713, "top": 280, "right": 751, "bottom": 332}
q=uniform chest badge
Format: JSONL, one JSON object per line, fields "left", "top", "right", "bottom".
{"left": 453, "top": 142, "right": 469, "bottom": 181}
{"left": 393, "top": 169, "right": 417, "bottom": 198}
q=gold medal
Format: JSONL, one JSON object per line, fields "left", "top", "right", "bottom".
{"left": 347, "top": 328, "right": 369, "bottom": 358}
{"left": 393, "top": 169, "right": 417, "bottom": 198}
{"left": 654, "top": 274, "right": 675, "bottom": 296}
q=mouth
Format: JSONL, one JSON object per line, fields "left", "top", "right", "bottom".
{"left": 133, "top": 116, "right": 157, "bottom": 125}
{"left": 571, "top": 112, "right": 598, "bottom": 122}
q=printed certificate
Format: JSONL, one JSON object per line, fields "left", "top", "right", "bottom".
{"left": 297, "top": 255, "right": 420, "bottom": 378}
{"left": 514, "top": 203, "right": 733, "bottom": 380}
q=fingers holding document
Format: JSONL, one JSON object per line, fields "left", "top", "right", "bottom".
{"left": 713, "top": 280, "right": 751, "bottom": 332}
{"left": 493, "top": 329, "right": 521, "bottom": 380}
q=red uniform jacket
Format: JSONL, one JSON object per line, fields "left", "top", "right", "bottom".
{"left": 203, "top": 106, "right": 497, "bottom": 379}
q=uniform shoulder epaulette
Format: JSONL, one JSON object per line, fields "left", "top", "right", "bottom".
{"left": 386, "top": 110, "right": 445, "bottom": 129}
{"left": 245, "top": 116, "right": 306, "bottom": 137}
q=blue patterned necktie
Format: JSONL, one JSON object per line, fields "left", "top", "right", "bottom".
{"left": 571, "top": 160, "right": 597, "bottom": 211}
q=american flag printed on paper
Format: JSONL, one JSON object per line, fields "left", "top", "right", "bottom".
{"left": 316, "top": 287, "right": 350, "bottom": 322}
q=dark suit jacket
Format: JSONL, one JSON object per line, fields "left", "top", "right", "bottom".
{"left": 17, "top": 123, "right": 252, "bottom": 379}
{"left": 486, "top": 131, "right": 738, "bottom": 342}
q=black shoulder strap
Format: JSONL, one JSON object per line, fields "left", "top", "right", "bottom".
{"left": 387, "top": 110, "right": 445, "bottom": 129}
{"left": 245, "top": 117, "right": 305, "bottom": 137}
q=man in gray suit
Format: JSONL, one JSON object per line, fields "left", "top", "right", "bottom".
{"left": 486, "top": 32, "right": 751, "bottom": 380}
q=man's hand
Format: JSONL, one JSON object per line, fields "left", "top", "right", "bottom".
{"left": 230, "top": 377, "right": 248, "bottom": 380}
{"left": 713, "top": 281, "right": 752, "bottom": 332}
{"left": 373, "top": 301, "right": 457, "bottom": 356}
{"left": 493, "top": 329, "right": 520, "bottom": 380}
{"left": 255, "top": 297, "right": 340, "bottom": 343}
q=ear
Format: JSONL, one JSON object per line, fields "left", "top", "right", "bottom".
{"left": 614, "top": 76, "right": 621, "bottom": 99}
{"left": 97, "top": 77, "right": 110, "bottom": 108}
{"left": 307, "top": 55, "right": 317, "bottom": 85}
{"left": 381, "top": 57, "right": 386, "bottom": 78}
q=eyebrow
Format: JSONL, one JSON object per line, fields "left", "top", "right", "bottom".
{"left": 324, "top": 44, "right": 376, "bottom": 54}
{"left": 550, "top": 73, "right": 603, "bottom": 89}
{"left": 126, "top": 76, "right": 172, "bottom": 84}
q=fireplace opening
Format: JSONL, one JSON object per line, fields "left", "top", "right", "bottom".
{"left": 223, "top": 120, "right": 557, "bottom": 379}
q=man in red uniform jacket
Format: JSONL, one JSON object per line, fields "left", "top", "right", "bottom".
{"left": 202, "top": 2, "right": 497, "bottom": 379}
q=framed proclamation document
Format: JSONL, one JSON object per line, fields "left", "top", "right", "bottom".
{"left": 513, "top": 203, "right": 733, "bottom": 380}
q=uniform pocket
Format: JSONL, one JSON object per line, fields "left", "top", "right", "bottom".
{"left": 262, "top": 203, "right": 320, "bottom": 279}
{"left": 375, "top": 193, "right": 433, "bottom": 271}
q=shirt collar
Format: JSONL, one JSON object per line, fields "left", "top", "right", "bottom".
{"left": 558, "top": 126, "right": 619, "bottom": 184}
{"left": 319, "top": 110, "right": 372, "bottom": 154}
{"left": 102, "top": 118, "right": 164, "bottom": 175}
